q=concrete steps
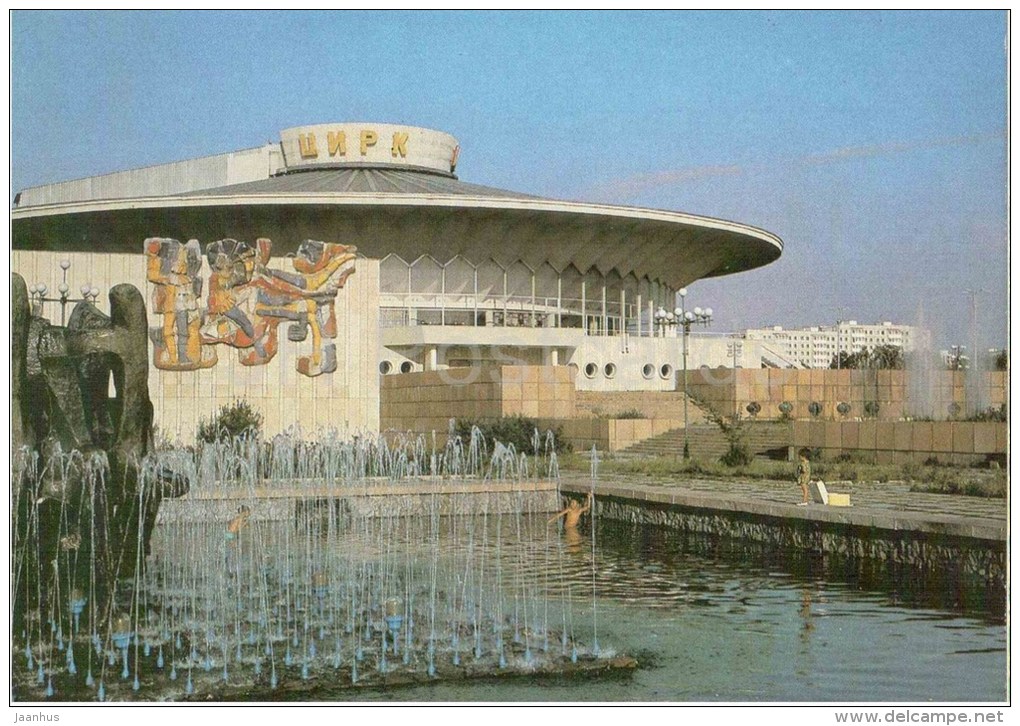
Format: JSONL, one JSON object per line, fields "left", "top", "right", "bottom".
{"left": 621, "top": 422, "right": 793, "bottom": 461}
{"left": 575, "top": 390, "right": 709, "bottom": 423}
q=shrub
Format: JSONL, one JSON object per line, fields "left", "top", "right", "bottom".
{"left": 454, "top": 416, "right": 570, "bottom": 455}
{"left": 614, "top": 409, "right": 647, "bottom": 420}
{"left": 908, "top": 468, "right": 1007, "bottom": 498}
{"left": 198, "top": 400, "right": 264, "bottom": 443}
{"left": 966, "top": 404, "right": 1007, "bottom": 422}
{"left": 720, "top": 442, "right": 754, "bottom": 467}
{"left": 836, "top": 463, "right": 860, "bottom": 482}
{"left": 900, "top": 461, "right": 922, "bottom": 481}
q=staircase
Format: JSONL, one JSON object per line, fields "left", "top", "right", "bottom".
{"left": 575, "top": 390, "right": 709, "bottom": 423}
{"left": 621, "top": 421, "right": 793, "bottom": 461}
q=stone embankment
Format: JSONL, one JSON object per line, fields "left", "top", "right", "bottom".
{"left": 559, "top": 474, "right": 1005, "bottom": 595}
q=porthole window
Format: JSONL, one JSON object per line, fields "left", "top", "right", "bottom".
{"left": 379, "top": 361, "right": 393, "bottom": 375}
{"left": 583, "top": 362, "right": 598, "bottom": 379}
{"left": 660, "top": 364, "right": 674, "bottom": 380}
{"left": 808, "top": 401, "right": 822, "bottom": 417}
{"left": 642, "top": 363, "right": 655, "bottom": 379}
{"left": 400, "top": 361, "right": 414, "bottom": 374}
{"left": 604, "top": 363, "right": 617, "bottom": 378}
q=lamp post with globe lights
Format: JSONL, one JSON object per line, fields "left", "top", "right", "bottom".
{"left": 27, "top": 259, "right": 101, "bottom": 325}
{"left": 655, "top": 287, "right": 713, "bottom": 458}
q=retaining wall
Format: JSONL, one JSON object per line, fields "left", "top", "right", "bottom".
{"left": 791, "top": 420, "right": 1007, "bottom": 465}
{"left": 689, "top": 368, "right": 1008, "bottom": 421}
{"left": 380, "top": 365, "right": 575, "bottom": 433}
{"left": 560, "top": 483, "right": 1005, "bottom": 599}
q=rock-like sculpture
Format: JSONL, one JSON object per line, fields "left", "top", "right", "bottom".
{"left": 11, "top": 273, "right": 185, "bottom": 631}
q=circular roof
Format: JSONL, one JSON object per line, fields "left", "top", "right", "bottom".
{"left": 12, "top": 124, "right": 783, "bottom": 288}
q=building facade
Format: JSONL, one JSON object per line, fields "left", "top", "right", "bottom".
{"left": 13, "top": 123, "right": 784, "bottom": 439}
{"left": 743, "top": 321, "right": 930, "bottom": 369}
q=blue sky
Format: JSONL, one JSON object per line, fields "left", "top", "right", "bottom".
{"left": 10, "top": 10, "right": 1008, "bottom": 350}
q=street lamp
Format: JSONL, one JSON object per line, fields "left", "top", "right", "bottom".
{"left": 28, "top": 259, "right": 100, "bottom": 325}
{"left": 947, "top": 345, "right": 968, "bottom": 371}
{"left": 655, "top": 288, "right": 713, "bottom": 458}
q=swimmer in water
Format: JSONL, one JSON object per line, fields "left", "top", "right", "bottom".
{"left": 548, "top": 491, "right": 594, "bottom": 529}
{"left": 226, "top": 505, "right": 251, "bottom": 542}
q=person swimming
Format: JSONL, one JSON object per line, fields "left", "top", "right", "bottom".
{"left": 548, "top": 491, "right": 594, "bottom": 529}
{"left": 226, "top": 505, "right": 251, "bottom": 541}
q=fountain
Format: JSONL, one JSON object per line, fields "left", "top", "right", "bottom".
{"left": 12, "top": 411, "right": 624, "bottom": 700}
{"left": 10, "top": 264, "right": 627, "bottom": 701}
{"left": 12, "top": 272, "right": 190, "bottom": 693}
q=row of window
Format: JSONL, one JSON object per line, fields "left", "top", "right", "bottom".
{"left": 379, "top": 360, "right": 415, "bottom": 375}
{"left": 582, "top": 362, "right": 676, "bottom": 380}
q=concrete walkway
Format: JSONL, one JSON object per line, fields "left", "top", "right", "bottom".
{"left": 558, "top": 472, "right": 1007, "bottom": 543}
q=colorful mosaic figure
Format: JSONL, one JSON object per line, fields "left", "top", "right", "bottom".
{"left": 200, "top": 238, "right": 270, "bottom": 362}
{"left": 200, "top": 237, "right": 357, "bottom": 376}
{"left": 253, "top": 239, "right": 357, "bottom": 376}
{"left": 146, "top": 237, "right": 217, "bottom": 370}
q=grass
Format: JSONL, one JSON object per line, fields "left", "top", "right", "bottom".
{"left": 558, "top": 453, "right": 1007, "bottom": 498}
{"left": 906, "top": 468, "right": 1007, "bottom": 498}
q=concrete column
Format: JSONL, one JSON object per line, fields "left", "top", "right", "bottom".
{"left": 581, "top": 280, "right": 587, "bottom": 336}
{"left": 620, "top": 288, "right": 626, "bottom": 336}
{"left": 556, "top": 274, "right": 562, "bottom": 328}
{"left": 601, "top": 284, "right": 607, "bottom": 337}
{"left": 426, "top": 346, "right": 438, "bottom": 371}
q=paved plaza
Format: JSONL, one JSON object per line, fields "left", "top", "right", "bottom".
{"left": 559, "top": 472, "right": 1006, "bottom": 541}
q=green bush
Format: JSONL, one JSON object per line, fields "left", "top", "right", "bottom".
{"left": 966, "top": 404, "right": 1008, "bottom": 422}
{"left": 454, "top": 416, "right": 570, "bottom": 455}
{"left": 720, "top": 442, "right": 754, "bottom": 467}
{"left": 198, "top": 400, "right": 264, "bottom": 443}
{"left": 834, "top": 451, "right": 873, "bottom": 464}
{"left": 907, "top": 467, "right": 1006, "bottom": 498}
{"left": 900, "top": 461, "right": 922, "bottom": 481}
{"left": 614, "top": 409, "right": 647, "bottom": 420}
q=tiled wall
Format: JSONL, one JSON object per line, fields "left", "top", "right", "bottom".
{"left": 791, "top": 420, "right": 1007, "bottom": 465}
{"left": 13, "top": 251, "right": 380, "bottom": 442}
{"left": 380, "top": 365, "right": 575, "bottom": 434}
{"left": 541, "top": 417, "right": 686, "bottom": 453}
{"left": 575, "top": 390, "right": 709, "bottom": 422}
{"left": 689, "top": 368, "right": 1008, "bottom": 421}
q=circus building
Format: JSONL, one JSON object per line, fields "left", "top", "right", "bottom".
{"left": 12, "top": 123, "right": 783, "bottom": 439}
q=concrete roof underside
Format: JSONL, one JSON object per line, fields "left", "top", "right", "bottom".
{"left": 12, "top": 168, "right": 783, "bottom": 288}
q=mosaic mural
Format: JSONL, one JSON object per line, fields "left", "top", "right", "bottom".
{"left": 145, "top": 237, "right": 356, "bottom": 376}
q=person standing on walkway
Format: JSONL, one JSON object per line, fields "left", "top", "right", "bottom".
{"left": 797, "top": 449, "right": 811, "bottom": 505}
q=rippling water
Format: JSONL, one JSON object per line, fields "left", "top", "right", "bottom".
{"left": 18, "top": 509, "right": 1002, "bottom": 703}
{"left": 320, "top": 518, "right": 1006, "bottom": 702}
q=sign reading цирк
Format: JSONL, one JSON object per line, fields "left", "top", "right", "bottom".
{"left": 279, "top": 123, "right": 461, "bottom": 175}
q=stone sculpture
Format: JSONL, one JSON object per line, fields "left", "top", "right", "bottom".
{"left": 12, "top": 273, "right": 185, "bottom": 628}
